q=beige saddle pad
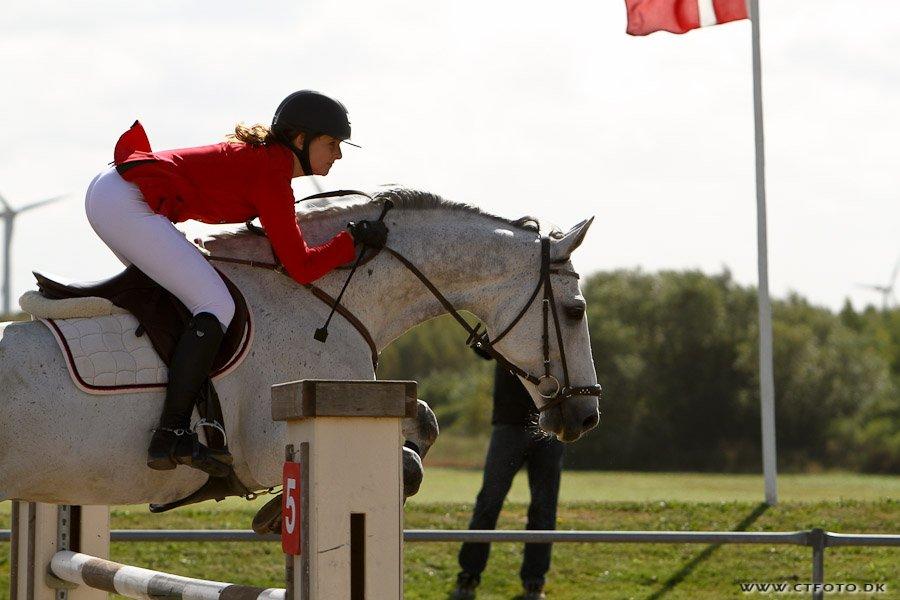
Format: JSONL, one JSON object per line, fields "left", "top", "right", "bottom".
{"left": 20, "top": 291, "right": 252, "bottom": 395}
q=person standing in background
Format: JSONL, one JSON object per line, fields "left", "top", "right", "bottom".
{"left": 451, "top": 357, "right": 565, "bottom": 600}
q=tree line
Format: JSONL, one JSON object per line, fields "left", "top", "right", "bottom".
{"left": 378, "top": 269, "right": 899, "bottom": 473}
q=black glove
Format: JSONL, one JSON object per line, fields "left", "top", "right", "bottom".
{"left": 347, "top": 219, "right": 388, "bottom": 249}
{"left": 472, "top": 342, "right": 493, "bottom": 361}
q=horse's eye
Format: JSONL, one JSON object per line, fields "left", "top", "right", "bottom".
{"left": 565, "top": 302, "right": 586, "bottom": 321}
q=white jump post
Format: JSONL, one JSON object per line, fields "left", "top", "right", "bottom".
{"left": 8, "top": 502, "right": 109, "bottom": 600}
{"left": 271, "top": 379, "right": 416, "bottom": 600}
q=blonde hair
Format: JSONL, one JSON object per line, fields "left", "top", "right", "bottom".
{"left": 226, "top": 122, "right": 279, "bottom": 146}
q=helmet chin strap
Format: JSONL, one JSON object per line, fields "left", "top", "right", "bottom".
{"left": 280, "top": 133, "right": 314, "bottom": 176}
{"left": 298, "top": 142, "right": 313, "bottom": 176}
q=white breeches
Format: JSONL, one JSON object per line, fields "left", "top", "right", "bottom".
{"left": 84, "top": 167, "right": 235, "bottom": 329}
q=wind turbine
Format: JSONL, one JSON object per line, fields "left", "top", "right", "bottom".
{"left": 0, "top": 191, "right": 67, "bottom": 316}
{"left": 857, "top": 253, "right": 900, "bottom": 310}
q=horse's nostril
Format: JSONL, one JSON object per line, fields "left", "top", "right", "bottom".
{"left": 582, "top": 412, "right": 599, "bottom": 431}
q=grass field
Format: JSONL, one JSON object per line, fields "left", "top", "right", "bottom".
{"left": 411, "top": 468, "right": 900, "bottom": 504}
{"left": 1, "top": 471, "right": 897, "bottom": 599}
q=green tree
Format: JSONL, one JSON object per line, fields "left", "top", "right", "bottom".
{"left": 378, "top": 271, "right": 899, "bottom": 473}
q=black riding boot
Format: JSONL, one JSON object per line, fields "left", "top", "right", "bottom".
{"left": 147, "top": 312, "right": 232, "bottom": 477}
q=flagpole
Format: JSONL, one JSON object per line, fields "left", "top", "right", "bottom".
{"left": 749, "top": 0, "right": 778, "bottom": 505}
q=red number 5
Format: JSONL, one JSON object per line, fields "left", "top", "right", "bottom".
{"left": 282, "top": 461, "right": 302, "bottom": 554}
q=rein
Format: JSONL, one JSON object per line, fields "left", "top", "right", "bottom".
{"left": 381, "top": 238, "right": 601, "bottom": 412}
{"left": 205, "top": 190, "right": 383, "bottom": 367}
{"left": 204, "top": 194, "right": 600, "bottom": 412}
{"left": 205, "top": 254, "right": 380, "bottom": 370}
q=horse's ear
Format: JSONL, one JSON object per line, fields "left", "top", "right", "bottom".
{"left": 550, "top": 217, "right": 594, "bottom": 262}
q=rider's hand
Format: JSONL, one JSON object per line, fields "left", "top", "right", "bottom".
{"left": 472, "top": 343, "right": 493, "bottom": 361}
{"left": 347, "top": 219, "right": 388, "bottom": 249}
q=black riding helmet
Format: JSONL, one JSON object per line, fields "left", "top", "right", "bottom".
{"left": 271, "top": 90, "right": 359, "bottom": 176}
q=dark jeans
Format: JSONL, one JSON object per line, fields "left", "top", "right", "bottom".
{"left": 457, "top": 424, "right": 564, "bottom": 587}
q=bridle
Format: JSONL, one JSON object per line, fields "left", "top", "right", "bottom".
{"left": 206, "top": 201, "right": 601, "bottom": 413}
{"left": 381, "top": 237, "right": 601, "bottom": 412}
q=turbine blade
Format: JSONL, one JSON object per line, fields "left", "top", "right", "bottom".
{"left": 0, "top": 192, "right": 11, "bottom": 212}
{"left": 17, "top": 194, "right": 67, "bottom": 213}
{"left": 889, "top": 254, "right": 900, "bottom": 290}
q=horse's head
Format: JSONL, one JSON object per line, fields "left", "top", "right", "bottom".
{"left": 484, "top": 217, "right": 600, "bottom": 442}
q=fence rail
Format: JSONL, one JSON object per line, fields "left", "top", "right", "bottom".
{"left": 2, "top": 528, "right": 897, "bottom": 600}
{"left": 3, "top": 528, "right": 896, "bottom": 546}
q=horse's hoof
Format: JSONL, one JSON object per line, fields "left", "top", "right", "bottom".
{"left": 402, "top": 446, "right": 423, "bottom": 499}
{"left": 252, "top": 494, "right": 283, "bottom": 535}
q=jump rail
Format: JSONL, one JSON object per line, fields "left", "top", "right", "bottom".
{"left": 50, "top": 551, "right": 284, "bottom": 600}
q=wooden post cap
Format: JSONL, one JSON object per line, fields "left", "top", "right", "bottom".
{"left": 271, "top": 380, "right": 418, "bottom": 421}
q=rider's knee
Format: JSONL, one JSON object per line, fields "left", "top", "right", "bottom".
{"left": 194, "top": 297, "right": 235, "bottom": 332}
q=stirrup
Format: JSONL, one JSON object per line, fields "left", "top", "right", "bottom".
{"left": 193, "top": 418, "right": 228, "bottom": 447}
{"left": 188, "top": 419, "right": 233, "bottom": 477}
{"left": 188, "top": 441, "right": 233, "bottom": 478}
{"left": 184, "top": 422, "right": 233, "bottom": 478}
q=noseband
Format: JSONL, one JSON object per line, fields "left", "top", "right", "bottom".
{"left": 382, "top": 236, "right": 601, "bottom": 412}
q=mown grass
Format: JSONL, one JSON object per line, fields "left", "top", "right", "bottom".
{"left": 1, "top": 472, "right": 898, "bottom": 599}
{"left": 411, "top": 468, "right": 900, "bottom": 504}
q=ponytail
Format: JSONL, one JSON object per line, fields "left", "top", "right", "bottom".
{"left": 226, "top": 123, "right": 279, "bottom": 146}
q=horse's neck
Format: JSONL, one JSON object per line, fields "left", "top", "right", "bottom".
{"left": 342, "top": 209, "right": 535, "bottom": 349}
{"left": 204, "top": 208, "right": 534, "bottom": 350}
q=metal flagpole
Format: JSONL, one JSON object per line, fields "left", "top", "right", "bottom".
{"left": 749, "top": 0, "right": 778, "bottom": 505}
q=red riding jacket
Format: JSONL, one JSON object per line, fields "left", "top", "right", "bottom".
{"left": 113, "top": 121, "right": 355, "bottom": 285}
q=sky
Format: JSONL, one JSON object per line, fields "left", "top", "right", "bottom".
{"left": 1, "top": 0, "right": 898, "bottom": 313}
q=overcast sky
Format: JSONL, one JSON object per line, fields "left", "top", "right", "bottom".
{"left": 1, "top": 0, "right": 897, "bottom": 313}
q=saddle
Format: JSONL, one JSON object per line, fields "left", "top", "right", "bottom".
{"left": 33, "top": 265, "right": 256, "bottom": 512}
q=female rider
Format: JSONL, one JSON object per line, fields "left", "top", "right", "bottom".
{"left": 85, "top": 90, "right": 387, "bottom": 477}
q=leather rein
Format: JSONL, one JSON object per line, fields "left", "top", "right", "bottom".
{"left": 205, "top": 253, "right": 381, "bottom": 369}
{"left": 381, "top": 238, "right": 601, "bottom": 413}
{"left": 205, "top": 208, "right": 601, "bottom": 413}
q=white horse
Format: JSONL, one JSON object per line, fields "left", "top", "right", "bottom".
{"left": 0, "top": 189, "right": 599, "bottom": 506}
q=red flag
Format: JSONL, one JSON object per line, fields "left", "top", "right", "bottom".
{"left": 625, "top": 0, "right": 748, "bottom": 36}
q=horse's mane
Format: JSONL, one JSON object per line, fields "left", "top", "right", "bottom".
{"left": 210, "top": 187, "right": 558, "bottom": 241}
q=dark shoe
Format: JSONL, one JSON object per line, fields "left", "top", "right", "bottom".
{"left": 146, "top": 428, "right": 181, "bottom": 470}
{"left": 522, "top": 582, "right": 546, "bottom": 599}
{"left": 450, "top": 573, "right": 479, "bottom": 599}
{"left": 146, "top": 427, "right": 233, "bottom": 477}
{"left": 449, "top": 585, "right": 476, "bottom": 600}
